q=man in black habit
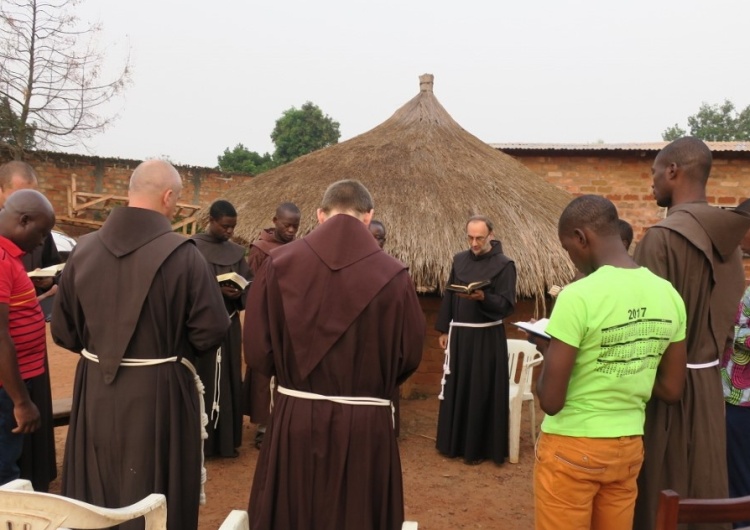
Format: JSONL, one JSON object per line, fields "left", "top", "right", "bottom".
{"left": 436, "top": 215, "right": 517, "bottom": 465}
{"left": 51, "top": 159, "right": 230, "bottom": 530}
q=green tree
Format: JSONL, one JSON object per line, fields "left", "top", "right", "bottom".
{"left": 217, "top": 143, "right": 275, "bottom": 174}
{"left": 662, "top": 99, "right": 750, "bottom": 141}
{"left": 270, "top": 101, "right": 340, "bottom": 165}
{"left": 0, "top": 96, "right": 36, "bottom": 150}
{"left": 0, "top": 0, "right": 131, "bottom": 158}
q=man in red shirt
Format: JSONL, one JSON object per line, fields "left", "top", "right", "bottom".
{"left": 0, "top": 189, "right": 55, "bottom": 485}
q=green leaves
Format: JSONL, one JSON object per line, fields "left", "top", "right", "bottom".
{"left": 663, "top": 99, "right": 750, "bottom": 142}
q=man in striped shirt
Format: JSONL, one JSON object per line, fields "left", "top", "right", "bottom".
{"left": 0, "top": 189, "right": 55, "bottom": 485}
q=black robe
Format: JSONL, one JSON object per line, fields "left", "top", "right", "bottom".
{"left": 245, "top": 214, "right": 425, "bottom": 530}
{"left": 435, "top": 240, "right": 517, "bottom": 464}
{"left": 191, "top": 233, "right": 251, "bottom": 457}
{"left": 51, "top": 207, "right": 229, "bottom": 530}
{"left": 18, "top": 236, "right": 61, "bottom": 491}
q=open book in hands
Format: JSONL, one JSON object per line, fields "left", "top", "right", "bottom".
{"left": 513, "top": 318, "right": 551, "bottom": 340}
{"left": 445, "top": 279, "right": 491, "bottom": 295}
{"left": 27, "top": 263, "right": 65, "bottom": 278}
{"left": 216, "top": 272, "right": 250, "bottom": 291}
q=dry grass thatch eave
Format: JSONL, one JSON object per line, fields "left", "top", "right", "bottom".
{"left": 200, "top": 74, "right": 576, "bottom": 305}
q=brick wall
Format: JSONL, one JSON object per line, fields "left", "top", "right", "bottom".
{"left": 501, "top": 148, "right": 750, "bottom": 243}
{"left": 2, "top": 151, "right": 253, "bottom": 234}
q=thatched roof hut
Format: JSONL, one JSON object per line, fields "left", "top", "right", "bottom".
{"left": 212, "top": 74, "right": 575, "bottom": 301}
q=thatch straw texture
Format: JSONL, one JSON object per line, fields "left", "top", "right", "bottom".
{"left": 206, "top": 74, "right": 575, "bottom": 302}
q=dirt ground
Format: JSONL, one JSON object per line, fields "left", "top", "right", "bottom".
{"left": 45, "top": 326, "right": 538, "bottom": 529}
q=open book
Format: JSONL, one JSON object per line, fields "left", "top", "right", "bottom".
{"left": 512, "top": 318, "right": 551, "bottom": 340}
{"left": 445, "top": 279, "right": 491, "bottom": 294}
{"left": 28, "top": 263, "right": 65, "bottom": 278}
{"left": 217, "top": 272, "right": 250, "bottom": 291}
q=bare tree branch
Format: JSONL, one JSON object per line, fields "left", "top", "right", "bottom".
{"left": 0, "top": 0, "right": 131, "bottom": 158}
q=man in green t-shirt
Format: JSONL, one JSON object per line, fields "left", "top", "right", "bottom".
{"left": 532, "top": 195, "right": 687, "bottom": 530}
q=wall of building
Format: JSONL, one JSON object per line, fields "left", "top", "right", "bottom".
{"left": 502, "top": 148, "right": 750, "bottom": 243}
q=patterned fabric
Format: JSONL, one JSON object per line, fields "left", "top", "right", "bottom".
{"left": 722, "top": 286, "right": 750, "bottom": 406}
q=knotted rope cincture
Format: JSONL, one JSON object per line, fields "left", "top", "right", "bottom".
{"left": 438, "top": 319, "right": 504, "bottom": 401}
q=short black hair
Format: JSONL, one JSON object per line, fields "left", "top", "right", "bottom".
{"left": 209, "top": 199, "right": 237, "bottom": 219}
{"left": 559, "top": 195, "right": 619, "bottom": 237}
{"left": 370, "top": 219, "right": 386, "bottom": 232}
{"left": 657, "top": 137, "right": 712, "bottom": 184}
{"left": 276, "top": 202, "right": 300, "bottom": 217}
{"left": 618, "top": 218, "right": 634, "bottom": 248}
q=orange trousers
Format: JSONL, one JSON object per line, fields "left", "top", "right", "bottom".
{"left": 534, "top": 432, "right": 644, "bottom": 530}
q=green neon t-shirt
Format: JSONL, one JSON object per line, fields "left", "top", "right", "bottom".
{"left": 542, "top": 265, "right": 686, "bottom": 437}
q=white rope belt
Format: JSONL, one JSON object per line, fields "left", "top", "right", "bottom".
{"left": 687, "top": 359, "right": 719, "bottom": 369}
{"left": 209, "top": 310, "right": 238, "bottom": 430}
{"left": 81, "top": 349, "right": 209, "bottom": 505}
{"left": 439, "top": 319, "right": 503, "bottom": 400}
{"left": 275, "top": 384, "right": 395, "bottom": 427}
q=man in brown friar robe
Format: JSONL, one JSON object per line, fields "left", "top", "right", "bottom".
{"left": 436, "top": 215, "right": 516, "bottom": 465}
{"left": 51, "top": 160, "right": 230, "bottom": 530}
{"left": 245, "top": 180, "right": 425, "bottom": 530}
{"left": 191, "top": 199, "right": 252, "bottom": 458}
{"left": 243, "top": 201, "right": 300, "bottom": 448}
{"left": 0, "top": 161, "right": 57, "bottom": 492}
{"left": 633, "top": 137, "right": 750, "bottom": 530}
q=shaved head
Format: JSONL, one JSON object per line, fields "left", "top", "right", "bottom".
{"left": 0, "top": 189, "right": 56, "bottom": 252}
{"left": 656, "top": 137, "right": 712, "bottom": 184}
{"left": 128, "top": 160, "right": 183, "bottom": 218}
{"left": 276, "top": 202, "right": 300, "bottom": 217}
{"left": 559, "top": 195, "right": 619, "bottom": 237}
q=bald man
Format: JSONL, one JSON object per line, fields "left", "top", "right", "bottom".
{"left": 0, "top": 190, "right": 55, "bottom": 486}
{"left": 633, "top": 137, "right": 750, "bottom": 530}
{"left": 0, "top": 161, "right": 60, "bottom": 492}
{"left": 52, "top": 160, "right": 230, "bottom": 530}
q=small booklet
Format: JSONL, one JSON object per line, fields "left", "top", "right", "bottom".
{"left": 216, "top": 272, "right": 250, "bottom": 291}
{"left": 445, "top": 279, "right": 491, "bottom": 294}
{"left": 27, "top": 263, "right": 65, "bottom": 278}
{"left": 512, "top": 318, "right": 551, "bottom": 340}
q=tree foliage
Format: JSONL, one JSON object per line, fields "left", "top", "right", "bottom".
{"left": 0, "top": 96, "right": 35, "bottom": 149}
{"left": 270, "top": 101, "right": 341, "bottom": 165}
{"left": 662, "top": 99, "right": 750, "bottom": 142}
{"left": 217, "top": 143, "right": 275, "bottom": 174}
{"left": 0, "top": 0, "right": 131, "bottom": 158}
{"left": 217, "top": 101, "right": 341, "bottom": 174}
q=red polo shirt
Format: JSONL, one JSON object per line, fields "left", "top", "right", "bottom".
{"left": 0, "top": 236, "right": 46, "bottom": 386}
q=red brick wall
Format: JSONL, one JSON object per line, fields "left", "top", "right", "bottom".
{"left": 502, "top": 149, "right": 750, "bottom": 244}
{"left": 2, "top": 151, "right": 253, "bottom": 234}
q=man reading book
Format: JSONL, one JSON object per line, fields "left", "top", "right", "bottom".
{"left": 191, "top": 200, "right": 252, "bottom": 458}
{"left": 436, "top": 214, "right": 517, "bottom": 465}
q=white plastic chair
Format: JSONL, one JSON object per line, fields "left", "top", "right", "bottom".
{"left": 0, "top": 479, "right": 166, "bottom": 529}
{"left": 219, "top": 509, "right": 249, "bottom": 529}
{"left": 507, "top": 339, "right": 544, "bottom": 464}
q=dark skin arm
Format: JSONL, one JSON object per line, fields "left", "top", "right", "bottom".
{"left": 0, "top": 303, "right": 40, "bottom": 433}
{"left": 531, "top": 335, "right": 577, "bottom": 416}
{"left": 652, "top": 339, "right": 687, "bottom": 403}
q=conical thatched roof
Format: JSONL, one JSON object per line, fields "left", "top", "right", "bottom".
{"left": 209, "top": 74, "right": 575, "bottom": 302}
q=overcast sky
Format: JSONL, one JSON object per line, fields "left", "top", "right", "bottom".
{"left": 66, "top": 0, "right": 750, "bottom": 168}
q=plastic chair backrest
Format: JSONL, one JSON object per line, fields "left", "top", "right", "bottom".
{"left": 0, "top": 479, "right": 167, "bottom": 530}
